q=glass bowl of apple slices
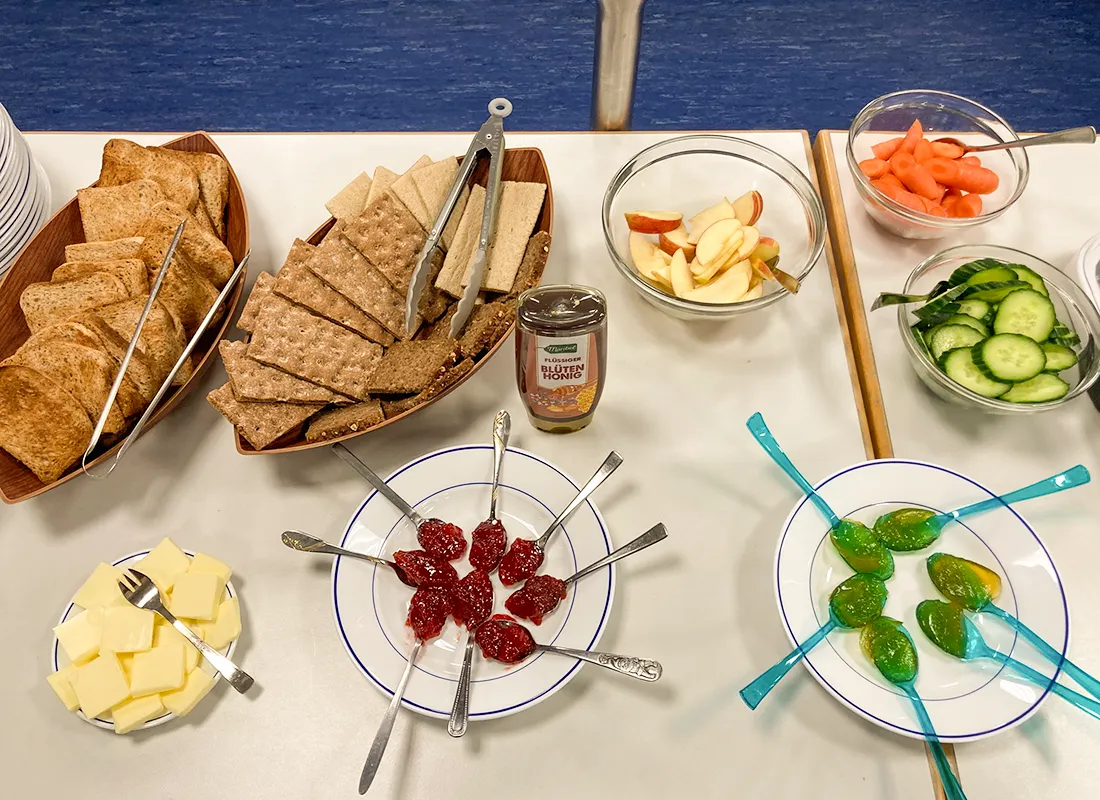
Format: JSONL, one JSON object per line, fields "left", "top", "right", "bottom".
{"left": 602, "top": 135, "right": 826, "bottom": 320}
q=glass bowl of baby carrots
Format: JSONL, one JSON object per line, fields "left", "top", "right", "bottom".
{"left": 847, "top": 90, "right": 1029, "bottom": 239}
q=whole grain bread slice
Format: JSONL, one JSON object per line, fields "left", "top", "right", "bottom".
{"left": 19, "top": 273, "right": 130, "bottom": 333}
{"left": 43, "top": 321, "right": 148, "bottom": 418}
{"left": 53, "top": 259, "right": 149, "bottom": 297}
{"left": 77, "top": 179, "right": 167, "bottom": 242}
{"left": 65, "top": 237, "right": 145, "bottom": 263}
{"left": 364, "top": 339, "right": 459, "bottom": 394}
{"left": 76, "top": 313, "right": 161, "bottom": 408}
{"left": 510, "top": 231, "right": 551, "bottom": 295}
{"left": 219, "top": 340, "right": 349, "bottom": 405}
{"left": 95, "top": 296, "right": 191, "bottom": 388}
{"left": 149, "top": 147, "right": 230, "bottom": 240}
{"left": 457, "top": 298, "right": 516, "bottom": 359}
{"left": 98, "top": 139, "right": 201, "bottom": 212}
{"left": 137, "top": 234, "right": 221, "bottom": 336}
{"left": 207, "top": 382, "right": 322, "bottom": 451}
{"left": 0, "top": 365, "right": 94, "bottom": 483}
{"left": 138, "top": 201, "right": 235, "bottom": 288}
{"left": 304, "top": 399, "right": 385, "bottom": 442}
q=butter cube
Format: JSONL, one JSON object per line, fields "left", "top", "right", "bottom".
{"left": 53, "top": 609, "right": 101, "bottom": 665}
{"left": 72, "top": 562, "right": 124, "bottom": 610}
{"left": 169, "top": 572, "right": 223, "bottom": 621}
{"left": 118, "top": 653, "right": 135, "bottom": 680}
{"left": 71, "top": 655, "right": 131, "bottom": 720}
{"left": 100, "top": 605, "right": 155, "bottom": 653}
{"left": 133, "top": 538, "right": 192, "bottom": 592}
{"left": 188, "top": 552, "right": 232, "bottom": 583}
{"left": 129, "top": 640, "right": 185, "bottom": 698}
{"left": 155, "top": 620, "right": 200, "bottom": 672}
{"left": 161, "top": 667, "right": 215, "bottom": 716}
{"left": 112, "top": 694, "right": 165, "bottom": 734}
{"left": 47, "top": 665, "right": 80, "bottom": 712}
{"left": 202, "top": 597, "right": 242, "bottom": 651}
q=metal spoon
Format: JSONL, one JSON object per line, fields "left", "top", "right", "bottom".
{"left": 935, "top": 125, "right": 1095, "bottom": 154}
{"left": 488, "top": 409, "right": 510, "bottom": 523}
{"left": 536, "top": 451, "right": 622, "bottom": 551}
{"left": 281, "top": 530, "right": 415, "bottom": 587}
{"left": 331, "top": 442, "right": 425, "bottom": 527}
{"left": 358, "top": 639, "right": 422, "bottom": 794}
{"left": 487, "top": 617, "right": 662, "bottom": 680}
{"left": 448, "top": 522, "right": 669, "bottom": 737}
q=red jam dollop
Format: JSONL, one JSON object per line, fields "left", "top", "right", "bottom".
{"left": 450, "top": 569, "right": 494, "bottom": 629}
{"left": 407, "top": 586, "right": 453, "bottom": 640}
{"left": 475, "top": 615, "right": 537, "bottom": 664}
{"left": 504, "top": 574, "right": 567, "bottom": 625}
{"left": 417, "top": 518, "right": 467, "bottom": 561}
{"left": 497, "top": 538, "right": 544, "bottom": 586}
{"left": 469, "top": 519, "right": 508, "bottom": 571}
{"left": 393, "top": 549, "right": 458, "bottom": 588}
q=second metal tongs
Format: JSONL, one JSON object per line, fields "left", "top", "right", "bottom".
{"left": 405, "top": 97, "right": 513, "bottom": 338}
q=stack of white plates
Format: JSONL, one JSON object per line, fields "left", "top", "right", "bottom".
{"left": 0, "top": 102, "right": 51, "bottom": 277}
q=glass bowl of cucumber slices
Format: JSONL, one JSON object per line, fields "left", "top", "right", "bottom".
{"left": 900, "top": 244, "right": 1100, "bottom": 413}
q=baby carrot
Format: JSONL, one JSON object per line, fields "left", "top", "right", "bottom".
{"left": 953, "top": 193, "right": 984, "bottom": 217}
{"left": 914, "top": 139, "right": 934, "bottom": 164}
{"left": 941, "top": 194, "right": 960, "bottom": 215}
{"left": 879, "top": 172, "right": 905, "bottom": 190}
{"left": 899, "top": 120, "right": 924, "bottom": 154}
{"left": 859, "top": 158, "right": 890, "bottom": 179}
{"left": 895, "top": 159, "right": 943, "bottom": 201}
{"left": 927, "top": 157, "right": 960, "bottom": 184}
{"left": 872, "top": 137, "right": 904, "bottom": 160}
{"left": 959, "top": 155, "right": 982, "bottom": 167}
{"left": 872, "top": 179, "right": 927, "bottom": 213}
{"left": 923, "top": 200, "right": 949, "bottom": 217}
{"left": 931, "top": 141, "right": 965, "bottom": 159}
{"left": 941, "top": 164, "right": 999, "bottom": 194}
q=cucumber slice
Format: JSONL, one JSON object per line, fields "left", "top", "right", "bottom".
{"left": 1050, "top": 322, "right": 1082, "bottom": 348}
{"left": 929, "top": 324, "right": 986, "bottom": 361}
{"left": 955, "top": 299, "right": 991, "bottom": 321}
{"left": 941, "top": 347, "right": 1011, "bottom": 398}
{"left": 966, "top": 266, "right": 1019, "bottom": 285}
{"left": 963, "top": 280, "right": 1030, "bottom": 303}
{"left": 1010, "top": 265, "right": 1049, "bottom": 297}
{"left": 948, "top": 259, "right": 1008, "bottom": 286}
{"left": 914, "top": 284, "right": 969, "bottom": 321}
{"left": 1001, "top": 373, "right": 1070, "bottom": 403}
{"left": 911, "top": 324, "right": 933, "bottom": 359}
{"left": 992, "top": 288, "right": 1056, "bottom": 342}
{"left": 973, "top": 333, "right": 1046, "bottom": 382}
{"left": 1042, "top": 342, "right": 1079, "bottom": 372}
{"left": 944, "top": 314, "right": 990, "bottom": 336}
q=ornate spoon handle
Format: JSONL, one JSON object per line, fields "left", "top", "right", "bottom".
{"left": 537, "top": 644, "right": 662, "bottom": 681}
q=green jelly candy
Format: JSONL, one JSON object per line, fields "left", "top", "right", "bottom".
{"left": 873, "top": 508, "right": 940, "bottom": 552}
{"left": 927, "top": 553, "right": 1002, "bottom": 611}
{"left": 916, "top": 599, "right": 969, "bottom": 659}
{"left": 859, "top": 616, "right": 901, "bottom": 662}
{"left": 866, "top": 617, "right": 919, "bottom": 685}
{"left": 829, "top": 573, "right": 888, "bottom": 629}
{"left": 830, "top": 519, "right": 895, "bottom": 580}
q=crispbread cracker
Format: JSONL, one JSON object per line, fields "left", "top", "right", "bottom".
{"left": 304, "top": 400, "right": 385, "bottom": 442}
{"left": 206, "top": 383, "right": 322, "bottom": 451}
{"left": 435, "top": 184, "right": 485, "bottom": 297}
{"left": 138, "top": 234, "right": 221, "bottom": 335}
{"left": 219, "top": 340, "right": 347, "bottom": 405}
{"left": 150, "top": 148, "right": 230, "bottom": 240}
{"left": 96, "top": 297, "right": 190, "bottom": 387}
{"left": 19, "top": 273, "right": 129, "bottom": 333}
{"left": 98, "top": 139, "right": 200, "bottom": 211}
{"left": 457, "top": 298, "right": 516, "bottom": 358}
{"left": 325, "top": 172, "right": 373, "bottom": 222}
{"left": 389, "top": 155, "right": 433, "bottom": 230}
{"left": 65, "top": 237, "right": 145, "bottom": 263}
{"left": 365, "top": 166, "right": 399, "bottom": 207}
{"left": 464, "top": 181, "right": 546, "bottom": 292}
{"left": 237, "top": 272, "right": 275, "bottom": 333}
{"left": 2, "top": 336, "right": 127, "bottom": 434}
{"left": 379, "top": 356, "right": 473, "bottom": 419}
{"left": 411, "top": 157, "right": 466, "bottom": 249}
{"left": 511, "top": 231, "right": 551, "bottom": 294}
{"left": 248, "top": 295, "right": 384, "bottom": 400}
{"left": 139, "top": 201, "right": 235, "bottom": 288}
{"left": 273, "top": 240, "right": 394, "bottom": 345}
{"left": 343, "top": 192, "right": 427, "bottom": 294}
{"left": 365, "top": 339, "right": 458, "bottom": 394}
{"left": 305, "top": 234, "right": 415, "bottom": 339}
{"left": 53, "top": 259, "right": 149, "bottom": 297}
{"left": 77, "top": 179, "right": 166, "bottom": 242}
{"left": 0, "top": 365, "right": 94, "bottom": 483}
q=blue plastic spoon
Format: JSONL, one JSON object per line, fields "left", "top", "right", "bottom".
{"left": 746, "top": 412, "right": 840, "bottom": 526}
{"left": 917, "top": 600, "right": 1100, "bottom": 719}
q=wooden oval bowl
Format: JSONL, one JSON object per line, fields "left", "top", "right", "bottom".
{"left": 0, "top": 131, "right": 249, "bottom": 503}
{"left": 234, "top": 146, "right": 552, "bottom": 455}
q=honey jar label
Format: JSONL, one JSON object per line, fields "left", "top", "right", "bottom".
{"left": 535, "top": 335, "right": 589, "bottom": 389}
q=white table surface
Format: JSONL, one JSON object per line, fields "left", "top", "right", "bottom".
{"left": 824, "top": 130, "right": 1100, "bottom": 799}
{"left": 0, "top": 131, "right": 932, "bottom": 799}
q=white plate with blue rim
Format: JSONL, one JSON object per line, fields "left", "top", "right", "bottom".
{"left": 52, "top": 548, "right": 239, "bottom": 732}
{"left": 332, "top": 444, "right": 615, "bottom": 721}
{"left": 775, "top": 458, "right": 1068, "bottom": 742}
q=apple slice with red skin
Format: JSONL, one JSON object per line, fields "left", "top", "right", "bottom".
{"left": 732, "top": 190, "right": 763, "bottom": 226}
{"left": 625, "top": 210, "right": 683, "bottom": 234}
{"left": 658, "top": 225, "right": 696, "bottom": 261}
{"left": 750, "top": 236, "right": 780, "bottom": 264}
{"left": 750, "top": 255, "right": 777, "bottom": 283}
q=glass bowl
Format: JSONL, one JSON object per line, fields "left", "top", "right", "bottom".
{"left": 847, "top": 90, "right": 1029, "bottom": 239}
{"left": 899, "top": 244, "right": 1100, "bottom": 414}
{"left": 601, "top": 135, "right": 826, "bottom": 321}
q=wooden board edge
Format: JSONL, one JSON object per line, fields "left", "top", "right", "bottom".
{"left": 812, "top": 132, "right": 893, "bottom": 459}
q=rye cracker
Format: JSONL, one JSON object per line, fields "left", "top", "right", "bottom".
{"left": 219, "top": 340, "right": 347, "bottom": 405}
{"left": 206, "top": 383, "right": 322, "bottom": 451}
{"left": 365, "top": 339, "right": 458, "bottom": 394}
{"left": 435, "top": 184, "right": 485, "bottom": 297}
{"left": 365, "top": 166, "right": 399, "bottom": 207}
{"left": 237, "top": 272, "right": 275, "bottom": 333}
{"left": 304, "top": 400, "right": 385, "bottom": 442}
{"left": 389, "top": 155, "right": 433, "bottom": 230}
{"left": 462, "top": 181, "right": 545, "bottom": 292}
{"left": 411, "top": 157, "right": 466, "bottom": 249}
{"left": 343, "top": 191, "right": 427, "bottom": 294}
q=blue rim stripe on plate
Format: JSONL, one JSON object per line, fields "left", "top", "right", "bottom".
{"left": 331, "top": 444, "right": 613, "bottom": 719}
{"left": 775, "top": 458, "right": 1068, "bottom": 741}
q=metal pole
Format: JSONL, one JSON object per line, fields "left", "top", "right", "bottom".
{"left": 591, "top": 0, "right": 646, "bottom": 131}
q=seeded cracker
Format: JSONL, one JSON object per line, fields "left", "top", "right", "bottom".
{"left": 458, "top": 298, "right": 516, "bottom": 359}
{"left": 273, "top": 240, "right": 394, "bottom": 345}
{"left": 237, "top": 273, "right": 276, "bottom": 333}
{"left": 380, "top": 357, "right": 474, "bottom": 418}
{"left": 304, "top": 400, "right": 385, "bottom": 442}
{"left": 248, "top": 295, "right": 383, "bottom": 400}
{"left": 343, "top": 192, "right": 427, "bottom": 294}
{"left": 207, "top": 383, "right": 322, "bottom": 451}
{"left": 365, "top": 339, "right": 459, "bottom": 394}
{"left": 219, "top": 340, "right": 348, "bottom": 405}
{"left": 511, "top": 231, "right": 551, "bottom": 295}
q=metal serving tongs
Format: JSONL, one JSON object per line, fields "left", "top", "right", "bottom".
{"left": 405, "top": 97, "right": 513, "bottom": 338}
{"left": 81, "top": 220, "right": 250, "bottom": 478}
